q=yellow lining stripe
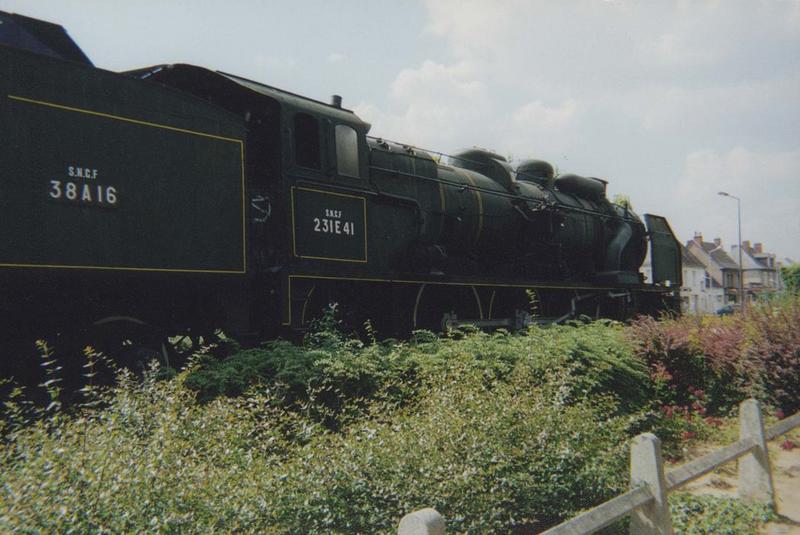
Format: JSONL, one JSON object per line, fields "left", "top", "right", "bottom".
{"left": 437, "top": 182, "right": 447, "bottom": 242}
{"left": 300, "top": 285, "right": 316, "bottom": 325}
{"left": 239, "top": 142, "right": 247, "bottom": 272}
{"left": 4, "top": 95, "right": 247, "bottom": 274}
{"left": 0, "top": 262, "right": 244, "bottom": 274}
{"left": 454, "top": 168, "right": 484, "bottom": 245}
{"left": 8, "top": 95, "right": 244, "bottom": 143}
{"left": 290, "top": 186, "right": 368, "bottom": 263}
{"left": 471, "top": 285, "right": 484, "bottom": 319}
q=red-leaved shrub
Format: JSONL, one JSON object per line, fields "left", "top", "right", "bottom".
{"left": 745, "top": 298, "right": 800, "bottom": 412}
{"left": 628, "top": 296, "right": 800, "bottom": 414}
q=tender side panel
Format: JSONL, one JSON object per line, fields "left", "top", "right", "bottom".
{"left": 0, "top": 46, "right": 247, "bottom": 273}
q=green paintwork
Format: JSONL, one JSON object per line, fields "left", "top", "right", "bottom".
{"left": 645, "top": 214, "right": 682, "bottom": 286}
{"left": 291, "top": 187, "right": 367, "bottom": 263}
{"left": 0, "top": 45, "right": 247, "bottom": 273}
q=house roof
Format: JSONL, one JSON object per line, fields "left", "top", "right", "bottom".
{"left": 681, "top": 246, "right": 705, "bottom": 268}
{"left": 700, "top": 242, "right": 739, "bottom": 269}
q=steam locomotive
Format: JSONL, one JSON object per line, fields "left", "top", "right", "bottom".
{"left": 0, "top": 11, "right": 681, "bottom": 367}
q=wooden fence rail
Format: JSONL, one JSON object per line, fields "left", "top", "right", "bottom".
{"left": 398, "top": 399, "right": 800, "bottom": 535}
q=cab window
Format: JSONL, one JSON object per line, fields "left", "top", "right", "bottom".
{"left": 294, "top": 113, "right": 321, "bottom": 170}
{"left": 335, "top": 124, "right": 359, "bottom": 178}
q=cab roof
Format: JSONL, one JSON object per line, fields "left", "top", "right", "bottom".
{"left": 128, "top": 63, "right": 370, "bottom": 131}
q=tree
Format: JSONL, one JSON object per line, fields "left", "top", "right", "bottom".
{"left": 612, "top": 194, "right": 632, "bottom": 211}
{"left": 781, "top": 265, "right": 800, "bottom": 294}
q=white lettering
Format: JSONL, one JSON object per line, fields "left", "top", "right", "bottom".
{"left": 66, "top": 165, "right": 98, "bottom": 179}
{"left": 49, "top": 180, "right": 62, "bottom": 199}
{"left": 312, "top": 216, "right": 356, "bottom": 236}
{"left": 47, "top": 180, "right": 117, "bottom": 206}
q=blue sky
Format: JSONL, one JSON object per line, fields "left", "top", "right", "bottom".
{"left": 4, "top": 0, "right": 799, "bottom": 261}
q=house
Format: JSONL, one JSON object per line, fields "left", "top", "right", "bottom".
{"left": 680, "top": 246, "right": 725, "bottom": 314}
{"left": 686, "top": 233, "right": 741, "bottom": 305}
{"left": 730, "top": 241, "right": 784, "bottom": 300}
{"left": 641, "top": 243, "right": 724, "bottom": 314}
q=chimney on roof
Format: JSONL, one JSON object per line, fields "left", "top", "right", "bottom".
{"left": 693, "top": 232, "right": 703, "bottom": 244}
{"left": 742, "top": 240, "right": 751, "bottom": 253}
{"left": 754, "top": 243, "right": 763, "bottom": 254}
{"left": 713, "top": 237, "right": 722, "bottom": 246}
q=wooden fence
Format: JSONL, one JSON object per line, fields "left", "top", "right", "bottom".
{"left": 398, "top": 399, "right": 800, "bottom": 535}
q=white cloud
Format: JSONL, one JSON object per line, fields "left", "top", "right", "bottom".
{"left": 672, "top": 147, "right": 800, "bottom": 260}
{"left": 357, "top": 1, "right": 800, "bottom": 259}
{"left": 356, "top": 60, "right": 493, "bottom": 149}
{"left": 327, "top": 52, "right": 347, "bottom": 64}
{"left": 647, "top": 32, "right": 719, "bottom": 67}
{"left": 512, "top": 99, "right": 579, "bottom": 130}
{"left": 391, "top": 60, "right": 485, "bottom": 102}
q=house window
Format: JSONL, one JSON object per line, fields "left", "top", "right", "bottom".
{"left": 335, "top": 124, "right": 360, "bottom": 178}
{"left": 294, "top": 113, "right": 321, "bottom": 170}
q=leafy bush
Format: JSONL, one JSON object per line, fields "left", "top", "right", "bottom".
{"left": 186, "top": 320, "right": 650, "bottom": 411}
{"left": 629, "top": 296, "right": 800, "bottom": 414}
{"left": 262, "top": 366, "right": 634, "bottom": 533}
{"left": 745, "top": 297, "right": 800, "bottom": 412}
{"left": 4, "top": 308, "right": 794, "bottom": 533}
{"left": 781, "top": 265, "right": 800, "bottom": 295}
{"left": 628, "top": 315, "right": 756, "bottom": 414}
{"left": 1, "top": 323, "right": 654, "bottom": 533}
{"left": 669, "top": 493, "right": 775, "bottom": 535}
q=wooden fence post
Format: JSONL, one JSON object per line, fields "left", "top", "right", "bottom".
{"left": 398, "top": 508, "right": 445, "bottom": 535}
{"left": 629, "top": 433, "right": 673, "bottom": 535}
{"left": 738, "top": 399, "right": 775, "bottom": 506}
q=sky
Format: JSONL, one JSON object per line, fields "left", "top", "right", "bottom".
{"left": 4, "top": 0, "right": 800, "bottom": 262}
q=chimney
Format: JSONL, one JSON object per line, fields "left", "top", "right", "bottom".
{"left": 742, "top": 240, "right": 751, "bottom": 253}
{"left": 693, "top": 232, "right": 703, "bottom": 244}
{"left": 754, "top": 243, "right": 763, "bottom": 254}
{"left": 713, "top": 237, "right": 721, "bottom": 246}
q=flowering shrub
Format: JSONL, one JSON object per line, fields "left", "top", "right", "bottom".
{"left": 628, "top": 296, "right": 800, "bottom": 414}
{"left": 745, "top": 297, "right": 800, "bottom": 412}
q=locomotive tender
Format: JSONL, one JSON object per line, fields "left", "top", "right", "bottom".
{"left": 0, "top": 12, "right": 681, "bottom": 364}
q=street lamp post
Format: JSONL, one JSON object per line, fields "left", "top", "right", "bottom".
{"left": 718, "top": 192, "right": 745, "bottom": 312}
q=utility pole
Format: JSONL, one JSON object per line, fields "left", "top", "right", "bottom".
{"left": 718, "top": 192, "right": 745, "bottom": 312}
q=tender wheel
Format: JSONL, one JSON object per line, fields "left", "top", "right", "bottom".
{"left": 90, "top": 317, "right": 170, "bottom": 377}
